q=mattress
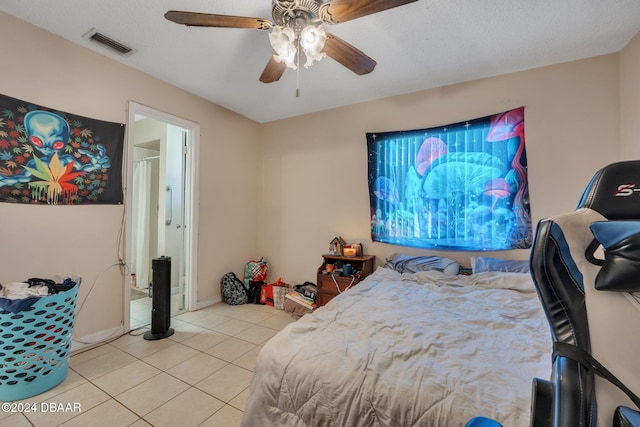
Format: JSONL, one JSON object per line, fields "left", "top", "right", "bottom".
{"left": 242, "top": 267, "right": 552, "bottom": 427}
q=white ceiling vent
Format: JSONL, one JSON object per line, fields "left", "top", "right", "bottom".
{"left": 82, "top": 28, "right": 135, "bottom": 57}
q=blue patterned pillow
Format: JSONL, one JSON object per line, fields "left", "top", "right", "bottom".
{"left": 589, "top": 221, "right": 640, "bottom": 292}
{"left": 384, "top": 254, "right": 460, "bottom": 277}
{"left": 471, "top": 256, "right": 529, "bottom": 274}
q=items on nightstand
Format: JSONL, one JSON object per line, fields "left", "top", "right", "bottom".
{"left": 343, "top": 247, "right": 357, "bottom": 257}
{"left": 344, "top": 243, "right": 362, "bottom": 256}
{"left": 328, "top": 236, "right": 347, "bottom": 255}
{"left": 316, "top": 254, "right": 375, "bottom": 307}
{"left": 342, "top": 264, "right": 353, "bottom": 276}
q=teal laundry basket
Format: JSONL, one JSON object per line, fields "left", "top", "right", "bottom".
{"left": 0, "top": 279, "right": 80, "bottom": 401}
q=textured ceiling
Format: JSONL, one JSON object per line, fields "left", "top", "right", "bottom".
{"left": 1, "top": 0, "right": 639, "bottom": 123}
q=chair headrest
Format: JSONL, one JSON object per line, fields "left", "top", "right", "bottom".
{"left": 577, "top": 160, "right": 640, "bottom": 220}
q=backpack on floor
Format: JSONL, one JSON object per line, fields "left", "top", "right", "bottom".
{"left": 221, "top": 272, "right": 248, "bottom": 305}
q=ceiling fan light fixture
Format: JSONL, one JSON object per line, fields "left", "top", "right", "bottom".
{"left": 300, "top": 23, "right": 326, "bottom": 68}
{"left": 269, "top": 26, "right": 298, "bottom": 69}
{"left": 269, "top": 22, "right": 327, "bottom": 71}
{"left": 165, "top": 0, "right": 414, "bottom": 83}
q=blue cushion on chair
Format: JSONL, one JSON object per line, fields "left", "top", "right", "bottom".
{"left": 465, "top": 416, "right": 503, "bottom": 427}
{"left": 590, "top": 221, "right": 640, "bottom": 248}
{"left": 589, "top": 221, "right": 640, "bottom": 292}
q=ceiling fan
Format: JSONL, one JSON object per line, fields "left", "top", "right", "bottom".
{"left": 165, "top": 0, "right": 418, "bottom": 84}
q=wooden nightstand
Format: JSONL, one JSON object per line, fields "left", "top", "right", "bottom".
{"left": 316, "top": 254, "right": 375, "bottom": 307}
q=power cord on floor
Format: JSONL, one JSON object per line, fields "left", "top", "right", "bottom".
{"left": 71, "top": 152, "right": 135, "bottom": 349}
{"left": 127, "top": 325, "right": 150, "bottom": 337}
{"left": 71, "top": 323, "right": 150, "bottom": 356}
{"left": 72, "top": 262, "right": 127, "bottom": 346}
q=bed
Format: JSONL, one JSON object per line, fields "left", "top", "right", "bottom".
{"left": 242, "top": 255, "right": 552, "bottom": 427}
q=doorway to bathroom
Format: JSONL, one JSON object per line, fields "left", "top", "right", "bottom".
{"left": 124, "top": 102, "right": 199, "bottom": 332}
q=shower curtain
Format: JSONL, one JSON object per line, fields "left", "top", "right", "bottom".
{"left": 132, "top": 160, "right": 152, "bottom": 290}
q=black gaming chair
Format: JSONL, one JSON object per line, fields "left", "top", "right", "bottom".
{"left": 529, "top": 160, "right": 640, "bottom": 426}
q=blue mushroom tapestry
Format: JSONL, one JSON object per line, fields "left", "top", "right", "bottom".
{"left": 0, "top": 93, "right": 124, "bottom": 205}
{"left": 367, "top": 107, "right": 531, "bottom": 251}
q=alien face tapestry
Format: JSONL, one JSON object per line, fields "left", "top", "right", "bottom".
{"left": 367, "top": 107, "right": 531, "bottom": 251}
{"left": 0, "top": 94, "right": 124, "bottom": 205}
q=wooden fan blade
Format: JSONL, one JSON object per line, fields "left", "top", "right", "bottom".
{"left": 322, "top": 0, "right": 417, "bottom": 24}
{"left": 323, "top": 33, "right": 376, "bottom": 75}
{"left": 259, "top": 56, "right": 287, "bottom": 83}
{"left": 164, "top": 11, "right": 272, "bottom": 30}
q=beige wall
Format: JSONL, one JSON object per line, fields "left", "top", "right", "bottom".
{"left": 259, "top": 54, "right": 623, "bottom": 283}
{"left": 1, "top": 10, "right": 637, "bottom": 341}
{"left": 621, "top": 32, "right": 640, "bottom": 158}
{"left": 0, "top": 13, "right": 260, "bottom": 339}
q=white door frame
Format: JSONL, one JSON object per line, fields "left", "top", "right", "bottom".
{"left": 124, "top": 101, "right": 200, "bottom": 332}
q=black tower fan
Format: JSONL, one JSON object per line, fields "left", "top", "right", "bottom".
{"left": 144, "top": 256, "right": 175, "bottom": 340}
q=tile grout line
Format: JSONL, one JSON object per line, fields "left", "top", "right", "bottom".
{"left": 11, "top": 303, "right": 295, "bottom": 427}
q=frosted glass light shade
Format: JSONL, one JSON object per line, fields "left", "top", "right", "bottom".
{"left": 269, "top": 26, "right": 298, "bottom": 70}
{"left": 300, "top": 24, "right": 326, "bottom": 68}
{"left": 269, "top": 23, "right": 327, "bottom": 71}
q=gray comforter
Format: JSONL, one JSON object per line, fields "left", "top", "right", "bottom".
{"left": 242, "top": 267, "right": 551, "bottom": 427}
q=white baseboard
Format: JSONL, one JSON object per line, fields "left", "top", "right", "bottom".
{"left": 72, "top": 297, "right": 222, "bottom": 354}
{"left": 194, "top": 295, "right": 221, "bottom": 311}
{"left": 71, "top": 325, "right": 124, "bottom": 354}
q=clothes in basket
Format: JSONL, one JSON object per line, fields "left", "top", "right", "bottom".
{"left": 0, "top": 277, "right": 80, "bottom": 401}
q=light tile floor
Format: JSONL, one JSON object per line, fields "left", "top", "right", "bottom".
{"left": 130, "top": 290, "right": 184, "bottom": 330}
{"left": 1, "top": 302, "right": 296, "bottom": 427}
